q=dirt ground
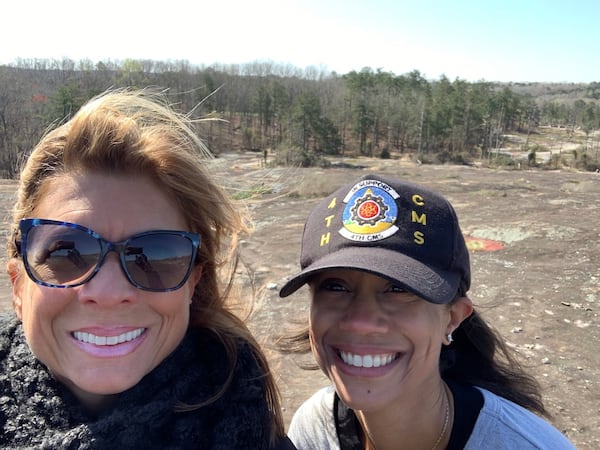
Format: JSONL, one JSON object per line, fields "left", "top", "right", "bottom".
{"left": 0, "top": 153, "right": 598, "bottom": 449}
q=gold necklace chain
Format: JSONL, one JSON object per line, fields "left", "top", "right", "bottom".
{"left": 430, "top": 391, "right": 450, "bottom": 450}
{"left": 364, "top": 385, "right": 451, "bottom": 450}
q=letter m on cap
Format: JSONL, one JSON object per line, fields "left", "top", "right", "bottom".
{"left": 411, "top": 211, "right": 426, "bottom": 225}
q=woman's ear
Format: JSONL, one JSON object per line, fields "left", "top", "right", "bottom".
{"left": 7, "top": 259, "right": 23, "bottom": 319}
{"left": 191, "top": 264, "right": 203, "bottom": 286}
{"left": 447, "top": 296, "right": 473, "bottom": 334}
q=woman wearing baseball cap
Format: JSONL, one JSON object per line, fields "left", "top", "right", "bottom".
{"left": 279, "top": 174, "right": 575, "bottom": 449}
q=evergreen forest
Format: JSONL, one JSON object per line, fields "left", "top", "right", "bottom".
{"left": 1, "top": 58, "right": 600, "bottom": 178}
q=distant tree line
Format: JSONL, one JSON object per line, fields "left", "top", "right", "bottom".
{"left": 1, "top": 58, "right": 599, "bottom": 177}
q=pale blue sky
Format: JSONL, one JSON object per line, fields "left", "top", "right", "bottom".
{"left": 2, "top": 0, "right": 598, "bottom": 82}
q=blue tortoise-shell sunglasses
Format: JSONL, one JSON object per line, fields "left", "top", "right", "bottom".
{"left": 15, "top": 219, "right": 201, "bottom": 292}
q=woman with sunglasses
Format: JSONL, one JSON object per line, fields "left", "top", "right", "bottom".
{"left": 2, "top": 89, "right": 294, "bottom": 449}
{"left": 278, "top": 174, "right": 575, "bottom": 449}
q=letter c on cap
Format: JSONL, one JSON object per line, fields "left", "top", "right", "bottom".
{"left": 412, "top": 194, "right": 424, "bottom": 206}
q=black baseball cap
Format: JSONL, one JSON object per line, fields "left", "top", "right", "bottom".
{"left": 279, "top": 174, "right": 471, "bottom": 304}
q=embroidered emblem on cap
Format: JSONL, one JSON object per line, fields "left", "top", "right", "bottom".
{"left": 339, "top": 179, "right": 399, "bottom": 241}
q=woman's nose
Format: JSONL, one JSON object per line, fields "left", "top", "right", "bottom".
{"left": 338, "top": 294, "right": 388, "bottom": 334}
{"left": 77, "top": 255, "right": 137, "bottom": 306}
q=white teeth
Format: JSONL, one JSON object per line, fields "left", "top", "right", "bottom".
{"left": 73, "top": 328, "right": 145, "bottom": 346}
{"left": 340, "top": 351, "right": 397, "bottom": 368}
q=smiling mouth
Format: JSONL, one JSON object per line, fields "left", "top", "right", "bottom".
{"left": 72, "top": 328, "right": 146, "bottom": 346}
{"left": 339, "top": 350, "right": 399, "bottom": 368}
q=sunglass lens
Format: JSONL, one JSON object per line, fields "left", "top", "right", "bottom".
{"left": 124, "top": 233, "right": 194, "bottom": 290}
{"left": 25, "top": 225, "right": 100, "bottom": 287}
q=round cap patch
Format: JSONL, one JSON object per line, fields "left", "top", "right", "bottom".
{"left": 339, "top": 179, "right": 400, "bottom": 241}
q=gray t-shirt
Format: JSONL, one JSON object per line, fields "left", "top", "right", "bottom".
{"left": 288, "top": 386, "right": 576, "bottom": 450}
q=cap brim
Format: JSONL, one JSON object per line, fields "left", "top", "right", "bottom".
{"left": 279, "top": 247, "right": 460, "bottom": 304}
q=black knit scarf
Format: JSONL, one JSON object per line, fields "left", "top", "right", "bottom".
{"left": 0, "top": 313, "right": 275, "bottom": 449}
